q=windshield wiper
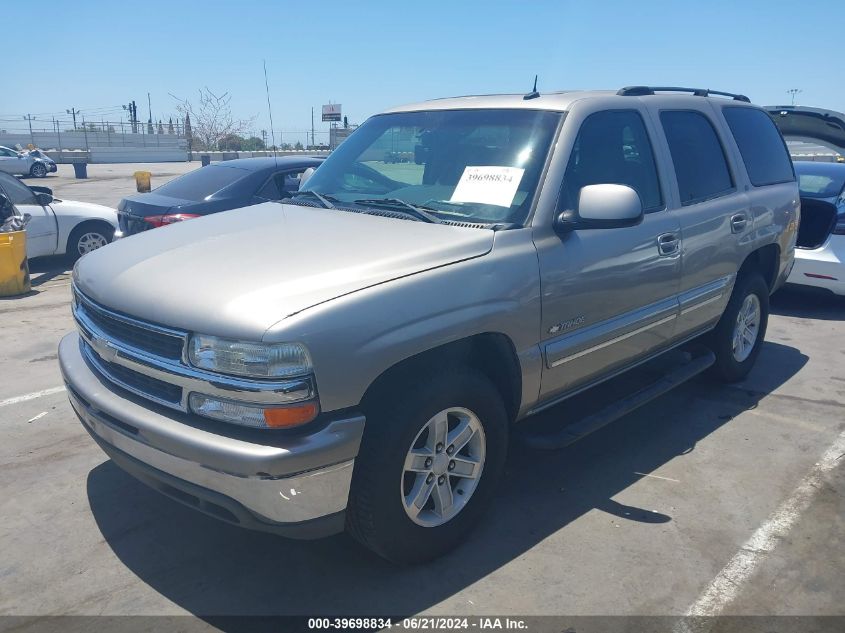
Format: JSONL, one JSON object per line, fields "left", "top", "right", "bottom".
{"left": 353, "top": 198, "right": 443, "bottom": 224}
{"left": 288, "top": 190, "right": 337, "bottom": 209}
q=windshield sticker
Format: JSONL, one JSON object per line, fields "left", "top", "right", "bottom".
{"left": 450, "top": 166, "right": 525, "bottom": 207}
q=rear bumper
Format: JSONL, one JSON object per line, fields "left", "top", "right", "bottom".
{"left": 59, "top": 332, "right": 365, "bottom": 538}
{"left": 788, "top": 236, "right": 845, "bottom": 296}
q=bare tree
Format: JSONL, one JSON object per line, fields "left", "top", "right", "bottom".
{"left": 170, "top": 88, "right": 255, "bottom": 151}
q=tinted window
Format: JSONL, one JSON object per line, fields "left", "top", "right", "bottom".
{"left": 723, "top": 108, "right": 794, "bottom": 187}
{"left": 661, "top": 111, "right": 733, "bottom": 205}
{"left": 155, "top": 165, "right": 248, "bottom": 201}
{"left": 562, "top": 110, "right": 663, "bottom": 212}
{"left": 0, "top": 172, "right": 37, "bottom": 206}
{"left": 256, "top": 175, "right": 280, "bottom": 200}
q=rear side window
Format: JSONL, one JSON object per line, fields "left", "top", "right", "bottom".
{"left": 562, "top": 110, "right": 663, "bottom": 212}
{"left": 660, "top": 111, "right": 734, "bottom": 205}
{"left": 155, "top": 165, "right": 248, "bottom": 201}
{"left": 723, "top": 107, "right": 794, "bottom": 186}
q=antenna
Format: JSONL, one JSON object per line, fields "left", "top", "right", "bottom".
{"left": 263, "top": 59, "right": 278, "bottom": 168}
{"left": 524, "top": 75, "right": 540, "bottom": 100}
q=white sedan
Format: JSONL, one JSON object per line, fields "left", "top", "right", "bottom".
{"left": 0, "top": 171, "right": 116, "bottom": 260}
{"left": 789, "top": 161, "right": 845, "bottom": 296}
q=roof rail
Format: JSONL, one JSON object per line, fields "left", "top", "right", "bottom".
{"left": 617, "top": 86, "right": 751, "bottom": 103}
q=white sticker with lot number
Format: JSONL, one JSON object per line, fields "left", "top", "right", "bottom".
{"left": 449, "top": 165, "right": 525, "bottom": 207}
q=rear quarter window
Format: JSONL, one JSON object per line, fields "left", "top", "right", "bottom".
{"left": 723, "top": 107, "right": 794, "bottom": 187}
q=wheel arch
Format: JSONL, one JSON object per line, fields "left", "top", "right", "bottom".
{"left": 65, "top": 219, "right": 115, "bottom": 255}
{"left": 360, "top": 332, "right": 523, "bottom": 424}
{"left": 739, "top": 242, "right": 780, "bottom": 292}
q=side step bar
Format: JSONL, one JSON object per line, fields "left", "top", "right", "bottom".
{"left": 520, "top": 347, "right": 716, "bottom": 451}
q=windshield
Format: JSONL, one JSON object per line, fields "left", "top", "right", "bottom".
{"left": 155, "top": 165, "right": 248, "bottom": 201}
{"left": 301, "top": 109, "right": 562, "bottom": 225}
{"left": 795, "top": 164, "right": 845, "bottom": 199}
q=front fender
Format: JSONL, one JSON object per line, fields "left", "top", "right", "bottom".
{"left": 263, "top": 229, "right": 542, "bottom": 413}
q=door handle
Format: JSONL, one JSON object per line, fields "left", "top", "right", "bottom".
{"left": 730, "top": 213, "right": 748, "bottom": 233}
{"left": 657, "top": 233, "right": 680, "bottom": 256}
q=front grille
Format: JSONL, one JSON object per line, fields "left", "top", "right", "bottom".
{"left": 75, "top": 291, "right": 185, "bottom": 361}
{"left": 82, "top": 341, "right": 183, "bottom": 405}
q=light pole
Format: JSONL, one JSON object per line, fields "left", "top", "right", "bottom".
{"left": 66, "top": 107, "right": 78, "bottom": 130}
{"left": 23, "top": 114, "right": 35, "bottom": 146}
{"left": 787, "top": 88, "right": 802, "bottom": 106}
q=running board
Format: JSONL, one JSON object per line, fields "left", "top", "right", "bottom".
{"left": 519, "top": 347, "right": 716, "bottom": 450}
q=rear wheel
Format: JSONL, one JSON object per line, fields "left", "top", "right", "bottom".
{"left": 708, "top": 272, "right": 769, "bottom": 382}
{"left": 347, "top": 370, "right": 508, "bottom": 564}
{"left": 30, "top": 162, "right": 47, "bottom": 178}
{"left": 67, "top": 223, "right": 114, "bottom": 262}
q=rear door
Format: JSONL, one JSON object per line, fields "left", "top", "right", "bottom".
{"left": 654, "top": 107, "right": 747, "bottom": 337}
{"left": 535, "top": 106, "right": 682, "bottom": 400}
{"left": 0, "top": 174, "right": 56, "bottom": 257}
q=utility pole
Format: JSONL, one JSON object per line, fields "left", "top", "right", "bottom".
{"left": 787, "top": 88, "right": 802, "bottom": 106}
{"left": 23, "top": 114, "right": 35, "bottom": 146}
{"left": 311, "top": 107, "right": 315, "bottom": 149}
{"left": 66, "top": 107, "right": 79, "bottom": 130}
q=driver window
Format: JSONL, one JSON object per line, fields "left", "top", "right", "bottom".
{"left": 0, "top": 173, "right": 38, "bottom": 206}
{"left": 562, "top": 110, "right": 663, "bottom": 213}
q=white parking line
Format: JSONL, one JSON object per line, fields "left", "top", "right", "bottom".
{"left": 679, "top": 430, "right": 845, "bottom": 626}
{"left": 0, "top": 386, "right": 66, "bottom": 408}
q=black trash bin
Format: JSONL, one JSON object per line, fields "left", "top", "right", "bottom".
{"left": 201, "top": 155, "right": 210, "bottom": 167}
{"left": 72, "top": 162, "right": 88, "bottom": 179}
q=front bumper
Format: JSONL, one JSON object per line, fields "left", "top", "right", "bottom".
{"left": 59, "top": 332, "right": 365, "bottom": 538}
{"left": 788, "top": 235, "right": 845, "bottom": 296}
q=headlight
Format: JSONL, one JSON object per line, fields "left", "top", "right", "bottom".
{"left": 188, "top": 335, "right": 312, "bottom": 379}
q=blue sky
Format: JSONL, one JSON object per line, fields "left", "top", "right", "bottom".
{"left": 3, "top": 0, "right": 840, "bottom": 145}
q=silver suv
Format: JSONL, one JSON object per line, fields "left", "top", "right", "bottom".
{"left": 60, "top": 86, "right": 798, "bottom": 563}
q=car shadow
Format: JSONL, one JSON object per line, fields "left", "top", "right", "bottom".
{"left": 772, "top": 285, "right": 845, "bottom": 321}
{"left": 85, "top": 341, "right": 807, "bottom": 621}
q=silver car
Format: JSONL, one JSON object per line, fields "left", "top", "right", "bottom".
{"left": 0, "top": 145, "right": 55, "bottom": 178}
{"left": 60, "top": 86, "right": 797, "bottom": 563}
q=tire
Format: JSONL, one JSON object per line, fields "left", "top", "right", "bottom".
{"left": 29, "top": 162, "right": 47, "bottom": 178}
{"left": 707, "top": 271, "right": 769, "bottom": 383}
{"left": 67, "top": 223, "right": 114, "bottom": 262}
{"left": 346, "top": 369, "right": 508, "bottom": 564}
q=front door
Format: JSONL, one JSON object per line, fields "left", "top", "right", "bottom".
{"left": 0, "top": 174, "right": 56, "bottom": 257}
{"left": 535, "top": 108, "right": 682, "bottom": 401}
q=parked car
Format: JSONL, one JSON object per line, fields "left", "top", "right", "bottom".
{"left": 0, "top": 171, "right": 116, "bottom": 260}
{"left": 116, "top": 156, "right": 324, "bottom": 237}
{"left": 0, "top": 145, "right": 55, "bottom": 178}
{"left": 785, "top": 161, "right": 845, "bottom": 295}
{"left": 27, "top": 149, "right": 58, "bottom": 173}
{"left": 60, "top": 87, "right": 796, "bottom": 564}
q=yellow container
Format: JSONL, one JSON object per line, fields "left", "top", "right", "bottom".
{"left": 134, "top": 170, "right": 152, "bottom": 193}
{"left": 0, "top": 231, "right": 31, "bottom": 297}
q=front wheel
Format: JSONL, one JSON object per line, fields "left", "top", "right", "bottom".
{"left": 67, "top": 224, "right": 114, "bottom": 262}
{"left": 347, "top": 370, "right": 508, "bottom": 564}
{"left": 30, "top": 162, "right": 48, "bottom": 178}
{"left": 708, "top": 272, "right": 769, "bottom": 382}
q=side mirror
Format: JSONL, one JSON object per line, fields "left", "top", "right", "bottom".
{"left": 299, "top": 167, "right": 316, "bottom": 187}
{"left": 35, "top": 192, "right": 54, "bottom": 206}
{"left": 555, "top": 184, "right": 643, "bottom": 233}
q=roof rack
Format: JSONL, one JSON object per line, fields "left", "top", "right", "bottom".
{"left": 617, "top": 86, "right": 751, "bottom": 103}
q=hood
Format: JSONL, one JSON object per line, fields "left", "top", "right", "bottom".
{"left": 118, "top": 192, "right": 196, "bottom": 216}
{"left": 766, "top": 106, "right": 845, "bottom": 154}
{"left": 74, "top": 202, "right": 494, "bottom": 340}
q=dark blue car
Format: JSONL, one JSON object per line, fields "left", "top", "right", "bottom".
{"left": 116, "top": 156, "right": 324, "bottom": 237}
